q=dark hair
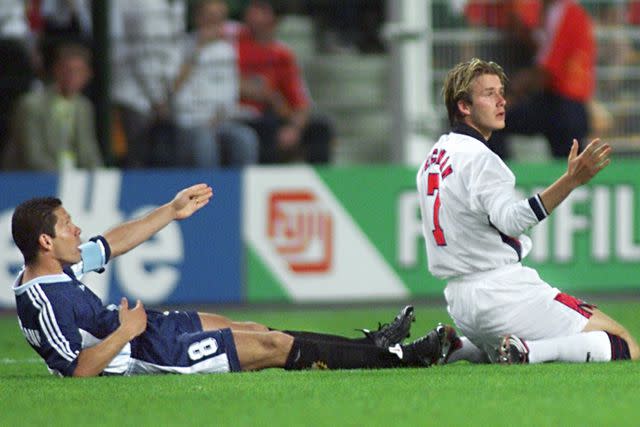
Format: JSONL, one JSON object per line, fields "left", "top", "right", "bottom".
{"left": 442, "top": 58, "right": 507, "bottom": 126}
{"left": 12, "top": 197, "right": 62, "bottom": 264}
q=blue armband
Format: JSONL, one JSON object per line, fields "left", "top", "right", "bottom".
{"left": 528, "top": 194, "right": 549, "bottom": 221}
{"left": 89, "top": 235, "right": 111, "bottom": 263}
{"left": 77, "top": 236, "right": 111, "bottom": 274}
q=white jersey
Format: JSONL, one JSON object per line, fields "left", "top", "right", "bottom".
{"left": 110, "top": 0, "right": 185, "bottom": 114}
{"left": 172, "top": 36, "right": 239, "bottom": 128}
{"left": 417, "top": 124, "right": 549, "bottom": 279}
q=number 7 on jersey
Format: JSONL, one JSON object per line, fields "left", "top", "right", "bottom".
{"left": 426, "top": 173, "right": 447, "bottom": 246}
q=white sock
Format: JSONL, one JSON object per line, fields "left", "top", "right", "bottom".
{"left": 447, "top": 337, "right": 490, "bottom": 363}
{"left": 526, "top": 331, "right": 612, "bottom": 363}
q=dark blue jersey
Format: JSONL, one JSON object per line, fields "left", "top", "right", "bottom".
{"left": 13, "top": 236, "right": 240, "bottom": 376}
{"left": 12, "top": 236, "right": 124, "bottom": 376}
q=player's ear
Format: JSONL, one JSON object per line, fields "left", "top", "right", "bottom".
{"left": 457, "top": 99, "right": 472, "bottom": 117}
{"left": 38, "top": 234, "right": 54, "bottom": 251}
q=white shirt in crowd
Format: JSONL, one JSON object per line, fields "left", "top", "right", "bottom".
{"left": 110, "top": 0, "right": 185, "bottom": 115}
{"left": 172, "top": 35, "right": 240, "bottom": 128}
{"left": 0, "top": 0, "right": 28, "bottom": 38}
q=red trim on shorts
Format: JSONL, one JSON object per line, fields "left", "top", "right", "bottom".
{"left": 554, "top": 293, "right": 596, "bottom": 318}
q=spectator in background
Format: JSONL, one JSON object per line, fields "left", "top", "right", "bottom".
{"left": 39, "top": 0, "right": 93, "bottom": 80}
{"left": 488, "top": 0, "right": 595, "bottom": 159}
{"left": 629, "top": 1, "right": 640, "bottom": 25}
{"left": 234, "top": 0, "right": 334, "bottom": 164}
{"left": 462, "top": 0, "right": 540, "bottom": 75}
{"left": 0, "top": 0, "right": 38, "bottom": 161}
{"left": 171, "top": 0, "right": 258, "bottom": 168}
{"left": 110, "top": 0, "right": 185, "bottom": 167}
{"left": 2, "top": 43, "right": 103, "bottom": 171}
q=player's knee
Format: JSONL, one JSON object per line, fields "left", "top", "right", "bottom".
{"left": 264, "top": 331, "right": 293, "bottom": 353}
{"left": 620, "top": 333, "right": 640, "bottom": 360}
{"left": 630, "top": 345, "right": 640, "bottom": 361}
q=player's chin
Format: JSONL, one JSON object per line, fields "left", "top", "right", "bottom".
{"left": 68, "top": 251, "right": 82, "bottom": 264}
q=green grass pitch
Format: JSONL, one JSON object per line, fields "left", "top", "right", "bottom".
{"left": 1, "top": 301, "right": 639, "bottom": 426}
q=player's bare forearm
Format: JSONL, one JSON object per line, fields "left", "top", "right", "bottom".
{"left": 104, "top": 184, "right": 213, "bottom": 258}
{"left": 103, "top": 203, "right": 176, "bottom": 258}
{"left": 538, "top": 173, "right": 578, "bottom": 214}
{"left": 73, "top": 298, "right": 147, "bottom": 377}
{"left": 72, "top": 327, "right": 133, "bottom": 377}
{"left": 539, "top": 139, "right": 611, "bottom": 214}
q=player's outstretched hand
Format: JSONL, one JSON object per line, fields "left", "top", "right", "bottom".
{"left": 118, "top": 297, "right": 147, "bottom": 340}
{"left": 170, "top": 183, "right": 214, "bottom": 220}
{"left": 566, "top": 138, "right": 611, "bottom": 187}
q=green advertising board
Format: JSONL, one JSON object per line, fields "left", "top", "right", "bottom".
{"left": 244, "top": 161, "right": 640, "bottom": 302}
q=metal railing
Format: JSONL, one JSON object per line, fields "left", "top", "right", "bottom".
{"left": 428, "top": 0, "right": 640, "bottom": 155}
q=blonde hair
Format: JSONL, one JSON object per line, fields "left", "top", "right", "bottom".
{"left": 442, "top": 58, "right": 506, "bottom": 126}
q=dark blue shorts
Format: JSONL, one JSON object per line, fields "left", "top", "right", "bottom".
{"left": 128, "top": 310, "right": 241, "bottom": 374}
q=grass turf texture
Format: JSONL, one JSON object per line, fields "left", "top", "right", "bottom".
{"left": 1, "top": 301, "right": 639, "bottom": 426}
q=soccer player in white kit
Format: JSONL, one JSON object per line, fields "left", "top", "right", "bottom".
{"left": 417, "top": 58, "right": 639, "bottom": 364}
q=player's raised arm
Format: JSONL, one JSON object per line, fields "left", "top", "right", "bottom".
{"left": 103, "top": 183, "right": 213, "bottom": 259}
{"left": 539, "top": 138, "right": 611, "bottom": 214}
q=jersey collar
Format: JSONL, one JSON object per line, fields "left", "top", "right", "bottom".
{"left": 451, "top": 123, "right": 488, "bottom": 144}
{"left": 12, "top": 268, "right": 72, "bottom": 296}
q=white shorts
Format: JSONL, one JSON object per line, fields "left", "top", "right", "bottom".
{"left": 444, "top": 263, "right": 594, "bottom": 357}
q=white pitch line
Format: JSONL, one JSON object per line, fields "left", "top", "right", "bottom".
{"left": 0, "top": 357, "right": 42, "bottom": 365}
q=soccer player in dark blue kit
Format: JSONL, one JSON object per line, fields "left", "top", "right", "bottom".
{"left": 11, "top": 183, "right": 458, "bottom": 377}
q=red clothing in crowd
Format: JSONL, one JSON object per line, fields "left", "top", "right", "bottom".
{"left": 536, "top": 0, "right": 595, "bottom": 102}
{"left": 26, "top": 0, "right": 44, "bottom": 33}
{"left": 629, "top": 2, "right": 640, "bottom": 25}
{"left": 465, "top": 0, "right": 541, "bottom": 29}
{"left": 236, "top": 32, "right": 309, "bottom": 114}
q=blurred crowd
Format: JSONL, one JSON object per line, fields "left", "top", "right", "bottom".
{"left": 1, "top": 0, "right": 638, "bottom": 171}
{"left": 0, "top": 0, "right": 353, "bottom": 171}
{"left": 454, "top": 0, "right": 640, "bottom": 160}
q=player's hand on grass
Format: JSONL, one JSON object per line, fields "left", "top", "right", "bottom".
{"left": 119, "top": 298, "right": 147, "bottom": 340}
{"left": 170, "top": 183, "right": 214, "bottom": 220}
{"left": 566, "top": 138, "right": 611, "bottom": 187}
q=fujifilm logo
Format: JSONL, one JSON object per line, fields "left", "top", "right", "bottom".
{"left": 267, "top": 190, "right": 333, "bottom": 273}
{"left": 0, "top": 170, "right": 184, "bottom": 307}
{"left": 397, "top": 185, "right": 640, "bottom": 267}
